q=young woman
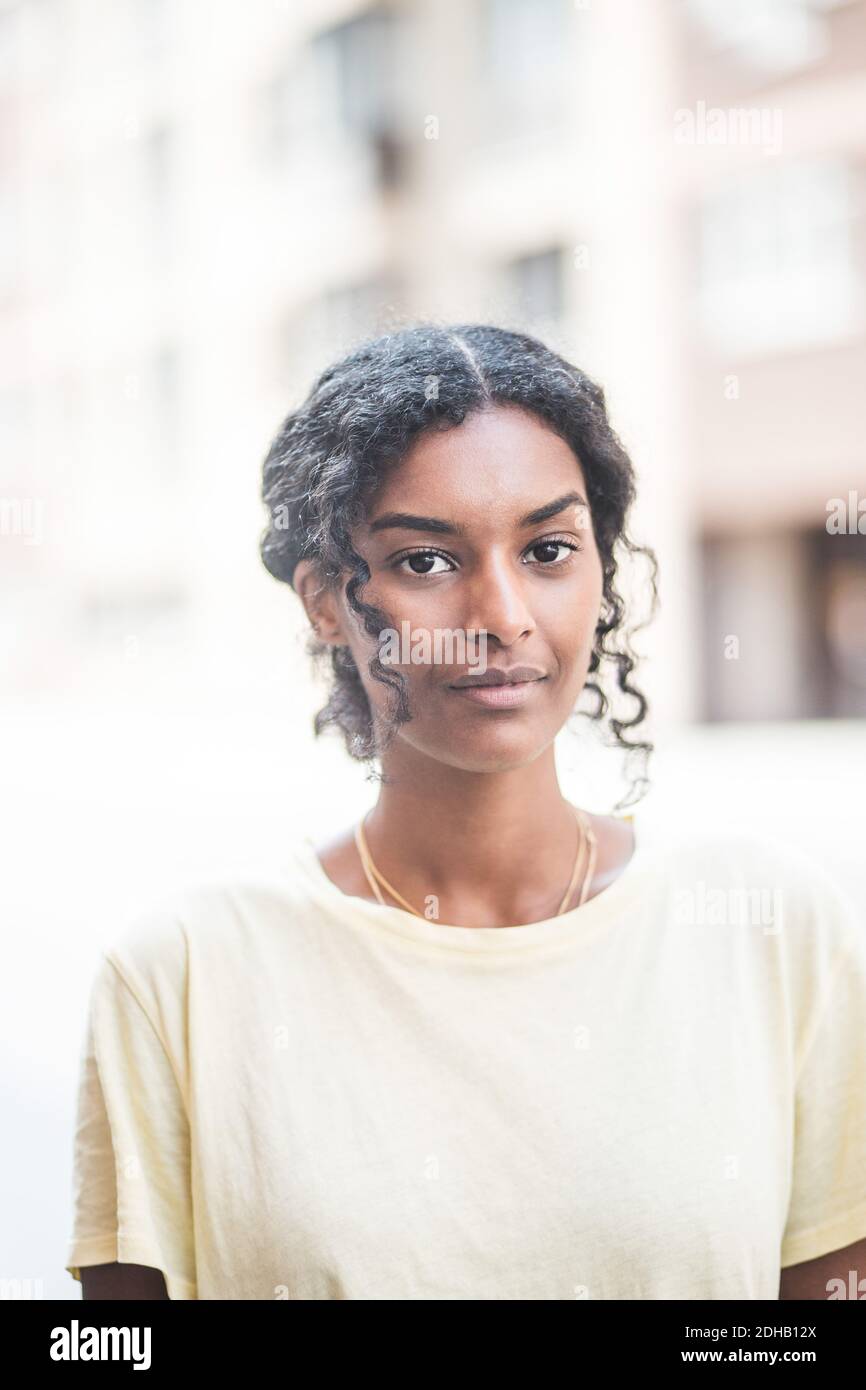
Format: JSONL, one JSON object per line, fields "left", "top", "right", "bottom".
{"left": 66, "top": 323, "right": 866, "bottom": 1300}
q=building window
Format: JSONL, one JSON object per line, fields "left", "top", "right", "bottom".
{"left": 152, "top": 344, "right": 181, "bottom": 479}
{"left": 0, "top": 176, "right": 21, "bottom": 302}
{"left": 265, "top": 7, "right": 404, "bottom": 191}
{"left": 699, "top": 526, "right": 866, "bottom": 721}
{"left": 502, "top": 246, "right": 565, "bottom": 332}
{"left": 22, "top": 0, "right": 68, "bottom": 77}
{"left": 684, "top": 0, "right": 851, "bottom": 78}
{"left": 0, "top": 1, "right": 22, "bottom": 83}
{"left": 478, "top": 0, "right": 570, "bottom": 144}
{"left": 80, "top": 584, "right": 188, "bottom": 646}
{"left": 110, "top": 344, "right": 182, "bottom": 486}
{"left": 696, "top": 157, "right": 863, "bottom": 358}
{"left": 141, "top": 122, "right": 175, "bottom": 264}
{"left": 0, "top": 385, "right": 31, "bottom": 494}
{"left": 128, "top": 0, "right": 170, "bottom": 57}
{"left": 814, "top": 528, "right": 866, "bottom": 717}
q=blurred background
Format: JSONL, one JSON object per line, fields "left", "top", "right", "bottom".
{"left": 1, "top": 0, "right": 864, "bottom": 1296}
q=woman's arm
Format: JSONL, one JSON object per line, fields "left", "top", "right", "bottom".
{"left": 67, "top": 949, "right": 196, "bottom": 1300}
{"left": 779, "top": 1235, "right": 866, "bottom": 1300}
{"left": 80, "top": 1262, "right": 170, "bottom": 1300}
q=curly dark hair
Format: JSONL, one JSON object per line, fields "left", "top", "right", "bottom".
{"left": 259, "top": 322, "right": 660, "bottom": 810}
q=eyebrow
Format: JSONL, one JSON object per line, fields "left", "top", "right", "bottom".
{"left": 367, "top": 490, "right": 589, "bottom": 537}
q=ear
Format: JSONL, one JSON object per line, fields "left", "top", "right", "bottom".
{"left": 293, "top": 559, "right": 348, "bottom": 646}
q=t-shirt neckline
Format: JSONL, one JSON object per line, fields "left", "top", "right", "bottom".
{"left": 286, "top": 819, "right": 659, "bottom": 956}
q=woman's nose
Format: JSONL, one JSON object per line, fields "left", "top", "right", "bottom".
{"left": 461, "top": 556, "right": 535, "bottom": 647}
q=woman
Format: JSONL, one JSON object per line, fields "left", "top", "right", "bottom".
{"left": 66, "top": 323, "right": 866, "bottom": 1300}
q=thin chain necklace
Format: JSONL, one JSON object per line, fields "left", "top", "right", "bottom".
{"left": 353, "top": 804, "right": 599, "bottom": 921}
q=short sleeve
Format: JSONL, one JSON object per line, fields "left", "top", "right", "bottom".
{"left": 779, "top": 881, "right": 866, "bottom": 1268}
{"left": 65, "top": 952, "right": 197, "bottom": 1299}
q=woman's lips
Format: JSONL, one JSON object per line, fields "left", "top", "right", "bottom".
{"left": 448, "top": 678, "right": 546, "bottom": 708}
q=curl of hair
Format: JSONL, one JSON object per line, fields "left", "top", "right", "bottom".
{"left": 259, "top": 322, "right": 659, "bottom": 810}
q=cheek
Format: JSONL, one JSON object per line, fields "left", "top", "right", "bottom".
{"left": 547, "top": 579, "right": 602, "bottom": 651}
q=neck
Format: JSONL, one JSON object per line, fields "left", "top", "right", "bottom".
{"left": 362, "top": 742, "right": 584, "bottom": 923}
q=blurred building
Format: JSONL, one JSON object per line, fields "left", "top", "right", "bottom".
{"left": 1, "top": 0, "right": 864, "bottom": 730}
{"left": 678, "top": 0, "right": 866, "bottom": 720}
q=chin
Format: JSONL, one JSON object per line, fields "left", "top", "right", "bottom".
{"left": 400, "top": 722, "right": 557, "bottom": 774}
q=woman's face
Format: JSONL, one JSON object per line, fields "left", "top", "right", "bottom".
{"left": 312, "top": 403, "right": 604, "bottom": 773}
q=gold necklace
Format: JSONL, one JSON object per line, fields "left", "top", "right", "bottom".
{"left": 353, "top": 805, "right": 599, "bottom": 921}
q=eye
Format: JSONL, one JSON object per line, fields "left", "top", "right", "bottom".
{"left": 392, "top": 547, "right": 456, "bottom": 577}
{"left": 390, "top": 535, "right": 583, "bottom": 577}
{"left": 523, "top": 535, "right": 583, "bottom": 566}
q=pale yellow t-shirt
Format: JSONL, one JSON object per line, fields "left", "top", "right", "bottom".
{"left": 65, "top": 824, "right": 866, "bottom": 1300}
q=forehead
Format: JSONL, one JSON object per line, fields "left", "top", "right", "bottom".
{"left": 370, "top": 405, "right": 586, "bottom": 520}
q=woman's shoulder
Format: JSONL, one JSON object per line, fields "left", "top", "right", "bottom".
{"left": 644, "top": 818, "right": 846, "bottom": 881}
{"left": 643, "top": 820, "right": 864, "bottom": 962}
{"left": 96, "top": 849, "right": 319, "bottom": 999}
